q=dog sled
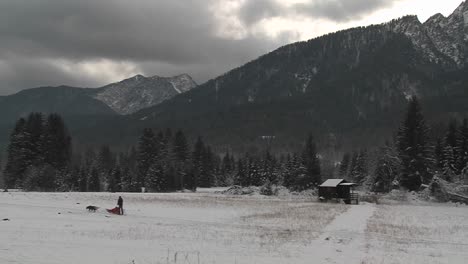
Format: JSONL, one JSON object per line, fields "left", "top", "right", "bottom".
{"left": 106, "top": 207, "right": 123, "bottom": 215}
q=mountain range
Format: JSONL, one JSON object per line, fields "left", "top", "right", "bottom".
{"left": 0, "top": 74, "right": 197, "bottom": 121}
{"left": 1, "top": 1, "right": 468, "bottom": 154}
{"left": 132, "top": 1, "right": 468, "bottom": 151}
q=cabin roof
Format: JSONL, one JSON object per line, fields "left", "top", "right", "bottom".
{"left": 320, "top": 179, "right": 346, "bottom": 187}
{"left": 319, "top": 179, "right": 356, "bottom": 187}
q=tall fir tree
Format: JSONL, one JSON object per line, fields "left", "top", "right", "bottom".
{"left": 339, "top": 153, "right": 351, "bottom": 179}
{"left": 247, "top": 155, "right": 261, "bottom": 186}
{"left": 282, "top": 154, "right": 295, "bottom": 188}
{"left": 43, "top": 114, "right": 72, "bottom": 170}
{"left": 173, "top": 130, "right": 190, "bottom": 190}
{"left": 136, "top": 128, "right": 157, "bottom": 190}
{"left": 434, "top": 138, "right": 444, "bottom": 172}
{"left": 97, "top": 145, "right": 115, "bottom": 190}
{"left": 235, "top": 158, "right": 246, "bottom": 186}
{"left": 442, "top": 120, "right": 458, "bottom": 179}
{"left": 87, "top": 167, "right": 101, "bottom": 192}
{"left": 456, "top": 118, "right": 468, "bottom": 176}
{"left": 146, "top": 160, "right": 166, "bottom": 191}
{"left": 192, "top": 137, "right": 205, "bottom": 186}
{"left": 372, "top": 145, "right": 400, "bottom": 193}
{"left": 350, "top": 149, "right": 368, "bottom": 184}
{"left": 24, "top": 113, "right": 45, "bottom": 166}
{"left": 201, "top": 146, "right": 215, "bottom": 187}
{"left": 3, "top": 118, "right": 28, "bottom": 188}
{"left": 397, "top": 97, "right": 431, "bottom": 190}
{"left": 301, "top": 134, "right": 321, "bottom": 188}
{"left": 291, "top": 153, "right": 309, "bottom": 191}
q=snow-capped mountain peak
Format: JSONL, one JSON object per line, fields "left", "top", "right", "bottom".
{"left": 93, "top": 74, "right": 197, "bottom": 115}
{"left": 387, "top": 2, "right": 468, "bottom": 68}
{"left": 167, "top": 74, "right": 197, "bottom": 94}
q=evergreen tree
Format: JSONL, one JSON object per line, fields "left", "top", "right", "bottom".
{"left": 261, "top": 150, "right": 278, "bottom": 184}
{"left": 78, "top": 166, "right": 88, "bottom": 192}
{"left": 442, "top": 120, "right": 458, "bottom": 178}
{"left": 108, "top": 166, "right": 122, "bottom": 192}
{"left": 350, "top": 149, "right": 368, "bottom": 184}
{"left": 282, "top": 154, "right": 295, "bottom": 188}
{"left": 3, "top": 113, "right": 71, "bottom": 190}
{"left": 339, "top": 153, "right": 351, "bottom": 178}
{"left": 235, "top": 158, "right": 247, "bottom": 186}
{"left": 397, "top": 97, "right": 431, "bottom": 190}
{"left": 193, "top": 137, "right": 212, "bottom": 187}
{"left": 88, "top": 167, "right": 101, "bottom": 192}
{"left": 442, "top": 145, "right": 456, "bottom": 181}
{"left": 301, "top": 134, "right": 321, "bottom": 188}
{"left": 173, "top": 130, "right": 189, "bottom": 190}
{"left": 173, "top": 130, "right": 189, "bottom": 162}
{"left": 220, "top": 152, "right": 235, "bottom": 186}
{"left": 23, "top": 164, "right": 58, "bottom": 191}
{"left": 136, "top": 128, "right": 157, "bottom": 190}
{"left": 24, "top": 113, "right": 45, "bottom": 166}
{"left": 146, "top": 160, "right": 166, "bottom": 191}
{"left": 192, "top": 137, "right": 205, "bottom": 186}
{"left": 43, "top": 114, "right": 72, "bottom": 170}
{"left": 201, "top": 146, "right": 215, "bottom": 187}
{"left": 434, "top": 138, "right": 444, "bottom": 172}
{"left": 456, "top": 118, "right": 468, "bottom": 176}
{"left": 3, "top": 118, "right": 28, "bottom": 188}
{"left": 291, "top": 153, "right": 308, "bottom": 191}
{"left": 372, "top": 145, "right": 400, "bottom": 193}
{"left": 247, "top": 155, "right": 261, "bottom": 186}
{"left": 97, "top": 145, "right": 115, "bottom": 190}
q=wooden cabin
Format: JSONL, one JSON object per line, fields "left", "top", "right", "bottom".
{"left": 318, "top": 179, "right": 358, "bottom": 204}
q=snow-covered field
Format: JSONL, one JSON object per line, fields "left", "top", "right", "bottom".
{"left": 0, "top": 191, "right": 346, "bottom": 264}
{"left": 364, "top": 204, "right": 468, "bottom": 263}
{"left": 1, "top": 191, "right": 467, "bottom": 264}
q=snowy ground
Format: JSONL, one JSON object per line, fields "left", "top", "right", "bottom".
{"left": 1, "top": 192, "right": 467, "bottom": 264}
{"left": 0, "top": 192, "right": 346, "bottom": 264}
{"left": 364, "top": 204, "right": 468, "bottom": 263}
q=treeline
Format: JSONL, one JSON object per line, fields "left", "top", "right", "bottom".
{"left": 3, "top": 113, "right": 71, "bottom": 190}
{"left": 76, "top": 131, "right": 322, "bottom": 192}
{"left": 2, "top": 112, "right": 322, "bottom": 192}
{"left": 3, "top": 97, "right": 467, "bottom": 193}
{"left": 338, "top": 97, "right": 468, "bottom": 192}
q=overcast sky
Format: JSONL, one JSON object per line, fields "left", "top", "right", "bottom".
{"left": 0, "top": 0, "right": 464, "bottom": 95}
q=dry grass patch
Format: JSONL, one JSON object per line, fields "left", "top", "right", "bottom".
{"left": 363, "top": 204, "right": 468, "bottom": 264}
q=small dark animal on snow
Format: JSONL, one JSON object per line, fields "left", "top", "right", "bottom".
{"left": 86, "top": 206, "right": 99, "bottom": 212}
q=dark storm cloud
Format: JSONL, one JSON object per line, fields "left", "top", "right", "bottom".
{"left": 0, "top": 58, "right": 104, "bottom": 95}
{"left": 0, "top": 0, "right": 399, "bottom": 95}
{"left": 237, "top": 0, "right": 400, "bottom": 25}
{"left": 0, "top": 0, "right": 291, "bottom": 94}
{"left": 0, "top": 0, "right": 218, "bottom": 63}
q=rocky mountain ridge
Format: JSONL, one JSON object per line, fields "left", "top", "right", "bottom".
{"left": 388, "top": 1, "right": 468, "bottom": 68}
{"left": 131, "top": 1, "right": 468, "bottom": 151}
{"left": 93, "top": 74, "right": 197, "bottom": 115}
{"left": 1, "top": 2, "right": 468, "bottom": 152}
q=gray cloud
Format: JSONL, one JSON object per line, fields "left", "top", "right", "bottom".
{"left": 238, "top": 0, "right": 282, "bottom": 26}
{"left": 237, "top": 0, "right": 400, "bottom": 25}
{"left": 0, "top": 58, "right": 103, "bottom": 94}
{"left": 293, "top": 0, "right": 399, "bottom": 22}
{"left": 0, "top": 0, "right": 292, "bottom": 95}
{"left": 0, "top": 0, "right": 401, "bottom": 95}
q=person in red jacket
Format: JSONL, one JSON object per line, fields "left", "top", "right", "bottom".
{"left": 117, "top": 196, "right": 123, "bottom": 215}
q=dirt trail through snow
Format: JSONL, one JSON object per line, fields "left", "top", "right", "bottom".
{"left": 307, "top": 203, "right": 375, "bottom": 264}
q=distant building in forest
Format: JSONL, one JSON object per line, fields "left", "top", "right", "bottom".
{"left": 318, "top": 179, "right": 358, "bottom": 204}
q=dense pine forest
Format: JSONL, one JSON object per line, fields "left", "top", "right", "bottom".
{"left": 1, "top": 97, "right": 467, "bottom": 193}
